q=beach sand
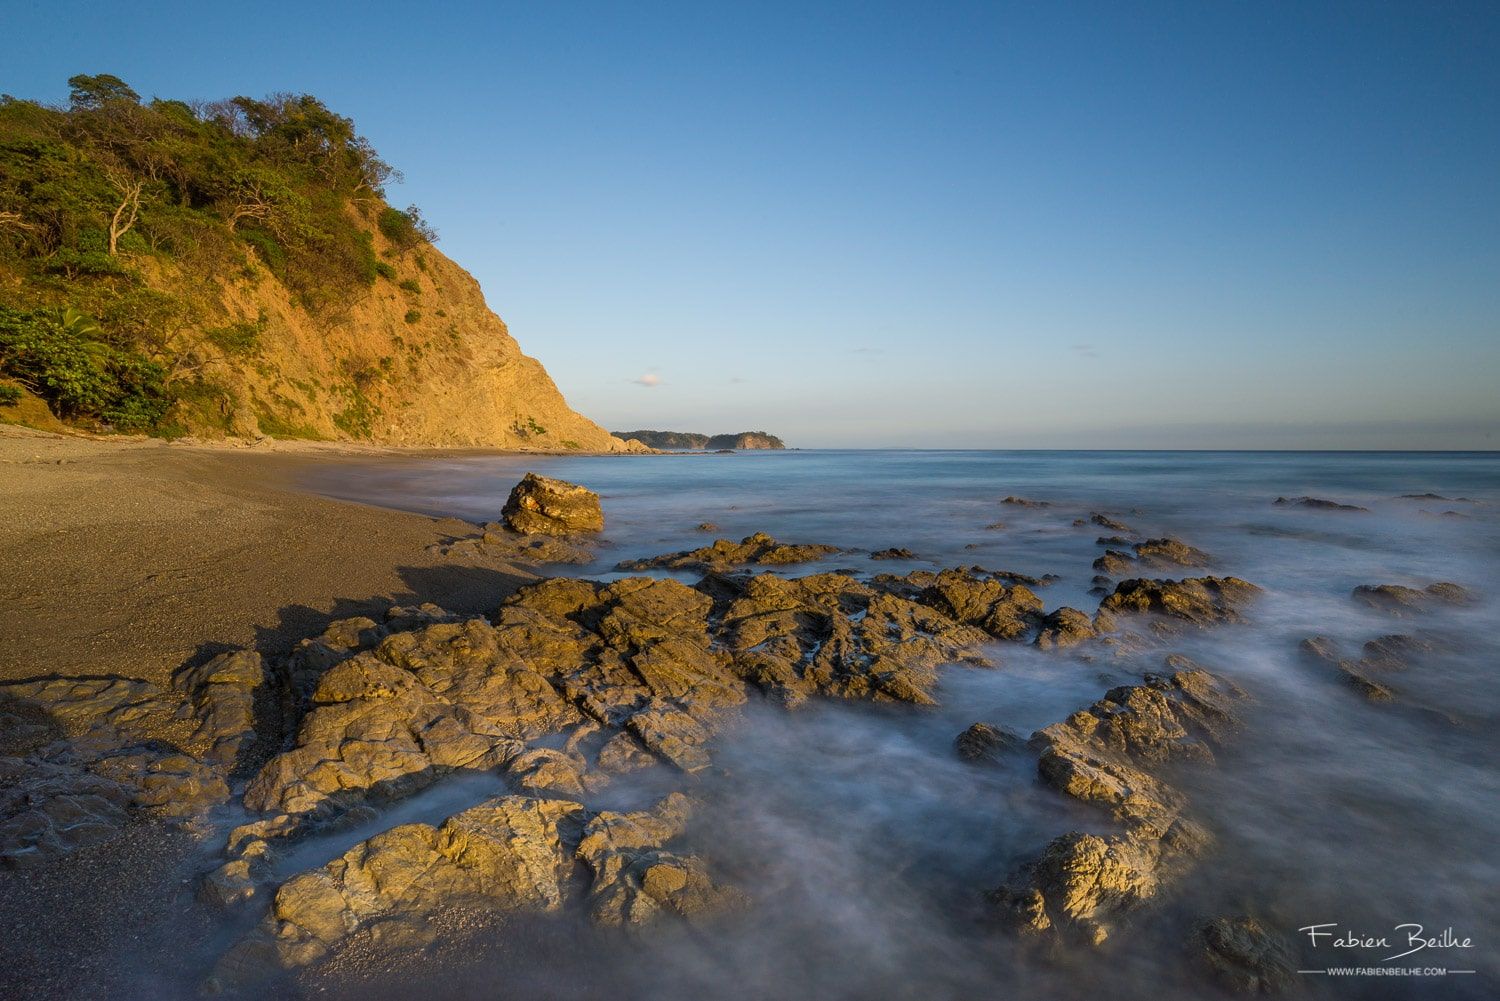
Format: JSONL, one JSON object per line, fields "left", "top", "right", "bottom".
{"left": 0, "top": 426, "right": 549, "bottom": 691}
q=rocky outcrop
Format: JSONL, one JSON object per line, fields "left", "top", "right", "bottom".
{"left": 991, "top": 665, "right": 1247, "bottom": 946}
{"left": 705, "top": 431, "right": 784, "bottom": 450}
{"left": 0, "top": 673, "right": 244, "bottom": 865}
{"left": 955, "top": 723, "right": 1023, "bottom": 762}
{"left": 1094, "top": 538, "right": 1213, "bottom": 577}
{"left": 616, "top": 532, "right": 839, "bottom": 572}
{"left": 1351, "top": 582, "right": 1472, "bottom": 615}
{"left": 502, "top": 474, "right": 605, "bottom": 536}
{"left": 1099, "top": 577, "right": 1262, "bottom": 628}
{"left": 912, "top": 568, "right": 1044, "bottom": 640}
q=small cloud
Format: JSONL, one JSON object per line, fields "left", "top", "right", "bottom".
{"left": 631, "top": 372, "right": 662, "bottom": 387}
{"left": 852, "top": 346, "right": 882, "bottom": 355}
{"left": 1071, "top": 343, "right": 1100, "bottom": 359}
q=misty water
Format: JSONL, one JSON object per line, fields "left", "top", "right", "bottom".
{"left": 244, "top": 451, "right": 1500, "bottom": 998}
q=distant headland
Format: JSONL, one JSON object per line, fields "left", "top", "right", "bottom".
{"left": 611, "top": 430, "right": 786, "bottom": 450}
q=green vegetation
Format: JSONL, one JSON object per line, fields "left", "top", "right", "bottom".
{"left": 0, "top": 74, "right": 437, "bottom": 435}
{"left": 398, "top": 277, "right": 421, "bottom": 295}
{"left": 513, "top": 416, "right": 547, "bottom": 438}
{"left": 0, "top": 384, "right": 20, "bottom": 406}
{"left": 403, "top": 309, "right": 421, "bottom": 324}
{"left": 205, "top": 313, "right": 267, "bottom": 354}
{"left": 0, "top": 305, "right": 169, "bottom": 430}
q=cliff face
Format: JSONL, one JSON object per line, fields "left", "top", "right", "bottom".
{"left": 0, "top": 82, "right": 633, "bottom": 451}
{"left": 177, "top": 233, "right": 627, "bottom": 450}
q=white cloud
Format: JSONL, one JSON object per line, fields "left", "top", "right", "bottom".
{"left": 632, "top": 372, "right": 662, "bottom": 387}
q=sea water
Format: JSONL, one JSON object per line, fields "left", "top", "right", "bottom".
{"left": 290, "top": 450, "right": 1500, "bottom": 1000}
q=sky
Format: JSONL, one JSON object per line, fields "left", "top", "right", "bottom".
{"left": 6, "top": 1, "right": 1499, "bottom": 448}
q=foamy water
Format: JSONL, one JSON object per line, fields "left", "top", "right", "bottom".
{"left": 278, "top": 450, "right": 1500, "bottom": 999}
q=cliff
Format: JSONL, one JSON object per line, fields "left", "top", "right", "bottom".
{"left": 0, "top": 77, "right": 630, "bottom": 451}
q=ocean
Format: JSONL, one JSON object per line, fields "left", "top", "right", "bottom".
{"left": 292, "top": 449, "right": 1500, "bottom": 1000}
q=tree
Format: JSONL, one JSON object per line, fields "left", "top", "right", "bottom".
{"left": 103, "top": 167, "right": 143, "bottom": 255}
{"left": 67, "top": 74, "right": 139, "bottom": 111}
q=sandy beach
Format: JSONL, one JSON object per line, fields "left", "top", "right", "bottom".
{"left": 0, "top": 426, "right": 559, "bottom": 692}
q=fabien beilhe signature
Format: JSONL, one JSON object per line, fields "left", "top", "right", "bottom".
{"left": 1300, "top": 924, "right": 1474, "bottom": 963}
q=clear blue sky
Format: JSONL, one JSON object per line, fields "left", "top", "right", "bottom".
{"left": 7, "top": 1, "right": 1498, "bottom": 447}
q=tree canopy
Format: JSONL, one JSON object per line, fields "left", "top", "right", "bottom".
{"left": 0, "top": 75, "right": 437, "bottom": 435}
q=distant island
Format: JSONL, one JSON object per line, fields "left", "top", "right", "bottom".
{"left": 612, "top": 430, "right": 786, "bottom": 450}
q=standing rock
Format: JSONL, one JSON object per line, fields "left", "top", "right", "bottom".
{"left": 502, "top": 473, "right": 605, "bottom": 535}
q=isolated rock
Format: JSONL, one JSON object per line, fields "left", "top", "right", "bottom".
{"left": 1195, "top": 915, "right": 1295, "bottom": 994}
{"left": 1352, "top": 582, "right": 1472, "bottom": 615}
{"left": 871, "top": 547, "right": 916, "bottom": 560}
{"left": 955, "top": 722, "right": 1023, "bottom": 762}
{"left": 1035, "top": 608, "right": 1098, "bottom": 649}
{"left": 617, "top": 532, "right": 839, "bottom": 571}
{"left": 1133, "top": 537, "right": 1212, "bottom": 569}
{"left": 1001, "top": 496, "right": 1049, "bottom": 508}
{"left": 1093, "top": 550, "right": 1136, "bottom": 575}
{"left": 1100, "top": 577, "right": 1262, "bottom": 627}
{"left": 502, "top": 473, "right": 604, "bottom": 535}
{"left": 1090, "top": 513, "right": 1133, "bottom": 532}
{"left": 1273, "top": 496, "right": 1368, "bottom": 512}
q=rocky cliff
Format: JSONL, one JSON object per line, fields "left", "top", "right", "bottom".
{"left": 0, "top": 78, "right": 632, "bottom": 451}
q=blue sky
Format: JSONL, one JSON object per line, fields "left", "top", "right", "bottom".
{"left": 7, "top": 1, "right": 1498, "bottom": 447}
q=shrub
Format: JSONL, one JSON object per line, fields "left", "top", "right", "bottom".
{"left": 0, "top": 384, "right": 20, "bottom": 406}
{"left": 206, "top": 318, "right": 263, "bottom": 354}
{"left": 0, "top": 306, "right": 170, "bottom": 429}
{"left": 377, "top": 205, "right": 437, "bottom": 250}
{"left": 403, "top": 309, "right": 420, "bottom": 324}
{"left": 398, "top": 278, "right": 420, "bottom": 295}
{"left": 374, "top": 261, "right": 396, "bottom": 281}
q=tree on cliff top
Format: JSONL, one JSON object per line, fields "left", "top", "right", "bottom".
{"left": 0, "top": 75, "right": 437, "bottom": 434}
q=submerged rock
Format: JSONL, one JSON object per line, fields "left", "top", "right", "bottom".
{"left": 1352, "top": 582, "right": 1473, "bottom": 615}
{"left": 502, "top": 473, "right": 605, "bottom": 535}
{"left": 617, "top": 532, "right": 839, "bottom": 571}
{"left": 1090, "top": 513, "right": 1133, "bottom": 533}
{"left": 870, "top": 547, "right": 916, "bottom": 560}
{"left": 1273, "top": 496, "right": 1368, "bottom": 512}
{"left": 1195, "top": 915, "right": 1295, "bottom": 994}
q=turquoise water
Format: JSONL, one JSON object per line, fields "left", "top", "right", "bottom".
{"left": 299, "top": 450, "right": 1500, "bottom": 1000}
